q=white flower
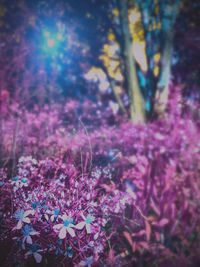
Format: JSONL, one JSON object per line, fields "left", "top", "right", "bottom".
{"left": 20, "top": 177, "right": 29, "bottom": 187}
{"left": 11, "top": 176, "right": 21, "bottom": 188}
{"left": 75, "top": 213, "right": 95, "bottom": 234}
{"left": 79, "top": 256, "right": 93, "bottom": 267}
{"left": 53, "top": 214, "right": 75, "bottom": 239}
{"left": 44, "top": 208, "right": 59, "bottom": 222}
{"left": 11, "top": 176, "right": 29, "bottom": 189}
{"left": 155, "top": 133, "right": 165, "bottom": 140}
{"left": 13, "top": 209, "right": 34, "bottom": 230}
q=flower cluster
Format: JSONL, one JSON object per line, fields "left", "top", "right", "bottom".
{"left": 1, "top": 155, "right": 134, "bottom": 266}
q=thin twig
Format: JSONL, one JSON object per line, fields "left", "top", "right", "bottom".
{"left": 133, "top": 203, "right": 148, "bottom": 221}
{"left": 78, "top": 117, "right": 93, "bottom": 173}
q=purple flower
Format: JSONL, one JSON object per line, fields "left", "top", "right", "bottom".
{"left": 21, "top": 225, "right": 39, "bottom": 248}
{"left": 25, "top": 243, "right": 42, "bottom": 263}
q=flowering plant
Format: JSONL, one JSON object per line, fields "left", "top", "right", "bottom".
{"left": 1, "top": 85, "right": 200, "bottom": 266}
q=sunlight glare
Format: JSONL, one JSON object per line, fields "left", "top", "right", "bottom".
{"left": 47, "top": 39, "right": 55, "bottom": 48}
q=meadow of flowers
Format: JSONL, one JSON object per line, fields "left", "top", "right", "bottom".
{"left": 1, "top": 84, "right": 200, "bottom": 266}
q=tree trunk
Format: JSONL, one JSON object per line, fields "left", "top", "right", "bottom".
{"left": 155, "top": 1, "right": 180, "bottom": 115}
{"left": 118, "top": 0, "right": 145, "bottom": 123}
{"left": 155, "top": 31, "right": 173, "bottom": 115}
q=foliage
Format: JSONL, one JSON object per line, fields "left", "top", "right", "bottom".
{"left": 0, "top": 1, "right": 200, "bottom": 266}
{"left": 173, "top": 0, "right": 200, "bottom": 99}
{"left": 1, "top": 84, "right": 200, "bottom": 266}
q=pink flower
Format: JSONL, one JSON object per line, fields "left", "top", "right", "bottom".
{"left": 53, "top": 214, "right": 75, "bottom": 239}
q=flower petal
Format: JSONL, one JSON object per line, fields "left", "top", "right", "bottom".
{"left": 24, "top": 210, "right": 34, "bottom": 217}
{"left": 30, "top": 231, "right": 39, "bottom": 236}
{"left": 62, "top": 214, "right": 68, "bottom": 221}
{"left": 23, "top": 217, "right": 30, "bottom": 224}
{"left": 67, "top": 227, "right": 75, "bottom": 237}
{"left": 79, "top": 260, "right": 87, "bottom": 266}
{"left": 86, "top": 224, "right": 91, "bottom": 234}
{"left": 69, "top": 223, "right": 75, "bottom": 228}
{"left": 53, "top": 224, "right": 63, "bottom": 230}
{"left": 46, "top": 209, "right": 52, "bottom": 215}
{"left": 44, "top": 214, "right": 49, "bottom": 221}
{"left": 50, "top": 215, "right": 55, "bottom": 222}
{"left": 16, "top": 220, "right": 23, "bottom": 229}
{"left": 26, "top": 236, "right": 32, "bottom": 244}
{"left": 94, "top": 232, "right": 99, "bottom": 240}
{"left": 75, "top": 222, "right": 85, "bottom": 230}
{"left": 59, "top": 227, "right": 67, "bottom": 239}
{"left": 22, "top": 241, "right": 25, "bottom": 250}
{"left": 81, "top": 213, "right": 86, "bottom": 220}
{"left": 34, "top": 252, "right": 42, "bottom": 263}
{"left": 25, "top": 251, "right": 32, "bottom": 257}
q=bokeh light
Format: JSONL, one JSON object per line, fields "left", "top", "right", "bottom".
{"left": 47, "top": 39, "right": 55, "bottom": 48}
{"left": 42, "top": 26, "right": 65, "bottom": 56}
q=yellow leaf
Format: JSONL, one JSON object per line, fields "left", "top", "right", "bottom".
{"left": 0, "top": 5, "right": 7, "bottom": 17}
{"left": 113, "top": 85, "right": 122, "bottom": 94}
{"left": 108, "top": 32, "right": 115, "bottom": 42}
{"left": 157, "top": 22, "right": 161, "bottom": 29}
{"left": 129, "top": 8, "right": 140, "bottom": 24}
{"left": 154, "top": 66, "right": 159, "bottom": 77}
{"left": 112, "top": 8, "right": 119, "bottom": 17}
{"left": 155, "top": 5, "right": 159, "bottom": 15}
{"left": 154, "top": 53, "right": 160, "bottom": 63}
{"left": 120, "top": 250, "right": 129, "bottom": 258}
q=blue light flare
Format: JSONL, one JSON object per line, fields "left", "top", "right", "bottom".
{"left": 42, "top": 25, "right": 65, "bottom": 56}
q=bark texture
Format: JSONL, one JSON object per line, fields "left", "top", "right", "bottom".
{"left": 118, "top": 0, "right": 145, "bottom": 123}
